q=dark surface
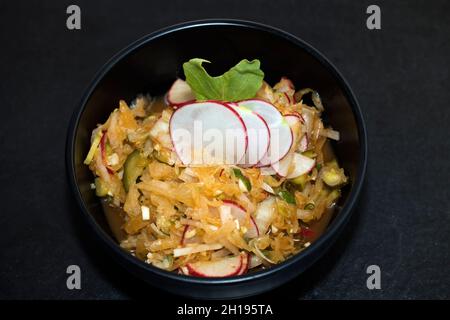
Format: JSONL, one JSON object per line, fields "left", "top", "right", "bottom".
{"left": 0, "top": 0, "right": 449, "bottom": 300}
{"left": 67, "top": 21, "right": 366, "bottom": 299}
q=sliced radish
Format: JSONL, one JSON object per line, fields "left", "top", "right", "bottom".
{"left": 284, "top": 114, "right": 301, "bottom": 127}
{"left": 222, "top": 200, "right": 246, "bottom": 218}
{"left": 283, "top": 92, "right": 293, "bottom": 104}
{"left": 284, "top": 114, "right": 302, "bottom": 150}
{"left": 298, "top": 134, "right": 308, "bottom": 152}
{"left": 166, "top": 79, "right": 195, "bottom": 107}
{"left": 248, "top": 254, "right": 263, "bottom": 269}
{"left": 237, "top": 252, "right": 249, "bottom": 275}
{"left": 229, "top": 105, "right": 270, "bottom": 166}
{"left": 221, "top": 200, "right": 259, "bottom": 239}
{"left": 255, "top": 161, "right": 271, "bottom": 168}
{"left": 275, "top": 77, "right": 295, "bottom": 92}
{"left": 253, "top": 196, "right": 276, "bottom": 235}
{"left": 180, "top": 225, "right": 198, "bottom": 245}
{"left": 274, "top": 78, "right": 295, "bottom": 104}
{"left": 169, "top": 102, "right": 247, "bottom": 165}
{"left": 163, "top": 93, "right": 170, "bottom": 106}
{"left": 186, "top": 253, "right": 243, "bottom": 277}
{"left": 286, "top": 153, "right": 316, "bottom": 179}
{"left": 271, "top": 152, "right": 294, "bottom": 177}
{"left": 237, "top": 99, "right": 293, "bottom": 165}
{"left": 180, "top": 225, "right": 189, "bottom": 245}
{"left": 246, "top": 216, "right": 259, "bottom": 238}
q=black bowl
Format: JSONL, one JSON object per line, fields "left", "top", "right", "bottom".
{"left": 66, "top": 19, "right": 367, "bottom": 299}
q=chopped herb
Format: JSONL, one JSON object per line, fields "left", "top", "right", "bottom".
{"left": 183, "top": 58, "right": 264, "bottom": 102}
{"left": 304, "top": 203, "right": 315, "bottom": 210}
{"left": 232, "top": 168, "right": 252, "bottom": 192}
{"left": 164, "top": 254, "right": 174, "bottom": 268}
{"left": 123, "top": 150, "right": 148, "bottom": 192}
{"left": 278, "top": 190, "right": 296, "bottom": 205}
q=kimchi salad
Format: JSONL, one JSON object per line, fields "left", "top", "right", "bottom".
{"left": 84, "top": 59, "right": 347, "bottom": 277}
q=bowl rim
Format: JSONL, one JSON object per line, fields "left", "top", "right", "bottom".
{"left": 66, "top": 19, "right": 367, "bottom": 285}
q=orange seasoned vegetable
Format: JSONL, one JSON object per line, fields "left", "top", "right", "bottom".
{"left": 85, "top": 78, "right": 346, "bottom": 276}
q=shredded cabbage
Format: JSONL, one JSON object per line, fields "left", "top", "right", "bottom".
{"left": 85, "top": 80, "right": 346, "bottom": 275}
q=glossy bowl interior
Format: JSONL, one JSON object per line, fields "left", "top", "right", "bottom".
{"left": 66, "top": 20, "right": 367, "bottom": 299}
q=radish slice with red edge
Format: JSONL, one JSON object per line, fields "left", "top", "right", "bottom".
{"left": 186, "top": 253, "right": 243, "bottom": 277}
{"left": 284, "top": 114, "right": 302, "bottom": 127}
{"left": 248, "top": 254, "right": 263, "bottom": 269}
{"left": 169, "top": 102, "right": 248, "bottom": 165}
{"left": 237, "top": 252, "right": 249, "bottom": 275}
{"left": 222, "top": 200, "right": 246, "bottom": 218}
{"left": 221, "top": 200, "right": 259, "bottom": 238}
{"left": 286, "top": 153, "right": 316, "bottom": 179}
{"left": 275, "top": 77, "right": 295, "bottom": 92}
{"left": 298, "top": 135, "right": 308, "bottom": 152}
{"left": 246, "top": 216, "right": 259, "bottom": 238}
{"left": 301, "top": 109, "right": 314, "bottom": 135}
{"left": 180, "top": 225, "right": 198, "bottom": 245}
{"left": 237, "top": 99, "right": 293, "bottom": 166}
{"left": 229, "top": 105, "right": 270, "bottom": 166}
{"left": 166, "top": 79, "right": 195, "bottom": 107}
{"left": 180, "top": 225, "right": 189, "bottom": 245}
{"left": 255, "top": 161, "right": 271, "bottom": 168}
{"left": 271, "top": 152, "right": 294, "bottom": 177}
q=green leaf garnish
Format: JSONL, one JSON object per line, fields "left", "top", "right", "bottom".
{"left": 183, "top": 58, "right": 264, "bottom": 102}
{"left": 278, "top": 190, "right": 296, "bottom": 205}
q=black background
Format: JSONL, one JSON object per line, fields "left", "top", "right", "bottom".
{"left": 0, "top": 0, "right": 449, "bottom": 300}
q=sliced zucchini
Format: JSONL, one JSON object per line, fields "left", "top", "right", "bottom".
{"left": 328, "top": 189, "right": 341, "bottom": 203}
{"left": 123, "top": 150, "right": 148, "bottom": 192}
{"left": 322, "top": 166, "right": 346, "bottom": 187}
{"left": 94, "top": 177, "right": 109, "bottom": 197}
{"left": 290, "top": 174, "right": 308, "bottom": 190}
